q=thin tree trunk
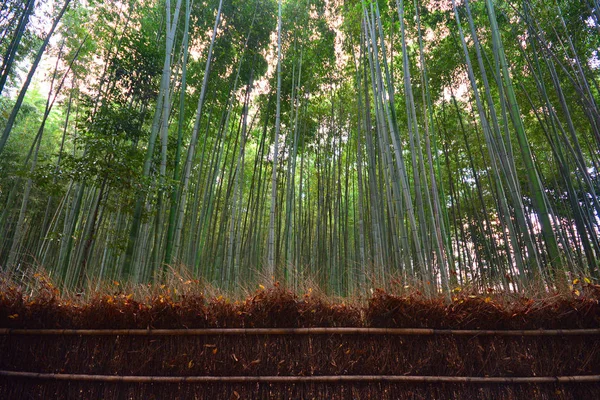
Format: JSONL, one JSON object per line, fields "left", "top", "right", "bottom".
{"left": 267, "top": 0, "right": 283, "bottom": 280}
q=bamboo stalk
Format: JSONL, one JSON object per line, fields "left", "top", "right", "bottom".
{"left": 0, "top": 370, "right": 599, "bottom": 384}
{"left": 1, "top": 327, "right": 599, "bottom": 336}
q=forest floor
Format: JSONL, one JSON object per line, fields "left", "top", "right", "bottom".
{"left": 1, "top": 273, "right": 600, "bottom": 399}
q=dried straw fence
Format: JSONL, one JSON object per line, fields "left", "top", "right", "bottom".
{"left": 2, "top": 288, "right": 600, "bottom": 398}
{"left": 1, "top": 327, "right": 600, "bottom": 399}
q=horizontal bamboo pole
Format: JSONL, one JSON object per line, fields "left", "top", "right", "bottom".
{"left": 0, "top": 370, "right": 599, "bottom": 384}
{"left": 0, "top": 327, "right": 599, "bottom": 336}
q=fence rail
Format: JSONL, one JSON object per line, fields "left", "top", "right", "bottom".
{"left": 1, "top": 327, "right": 600, "bottom": 336}
{"left": 1, "top": 370, "right": 600, "bottom": 384}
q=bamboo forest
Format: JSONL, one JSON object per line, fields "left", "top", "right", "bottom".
{"left": 0, "top": 0, "right": 599, "bottom": 296}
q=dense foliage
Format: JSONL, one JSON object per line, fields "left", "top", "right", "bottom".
{"left": 1, "top": 0, "right": 599, "bottom": 295}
